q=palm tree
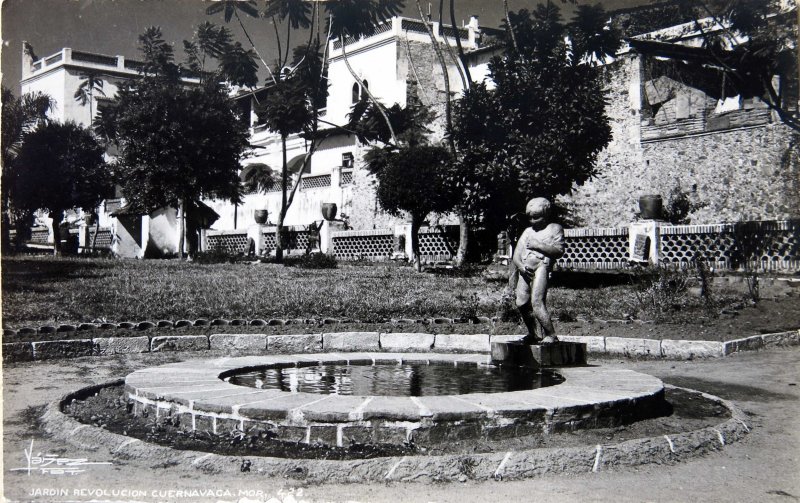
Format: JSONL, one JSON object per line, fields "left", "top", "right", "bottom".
{"left": 1, "top": 87, "right": 54, "bottom": 252}
{"left": 74, "top": 72, "right": 106, "bottom": 125}
{"left": 206, "top": 0, "right": 279, "bottom": 84}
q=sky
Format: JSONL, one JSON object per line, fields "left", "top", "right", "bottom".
{"left": 1, "top": 0, "right": 649, "bottom": 93}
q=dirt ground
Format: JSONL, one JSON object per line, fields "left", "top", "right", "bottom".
{"left": 3, "top": 346, "right": 799, "bottom": 502}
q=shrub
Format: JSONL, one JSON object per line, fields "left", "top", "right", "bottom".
{"left": 625, "top": 265, "right": 691, "bottom": 322}
{"left": 285, "top": 252, "right": 337, "bottom": 269}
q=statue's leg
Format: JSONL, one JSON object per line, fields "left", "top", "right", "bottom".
{"left": 531, "top": 265, "right": 557, "bottom": 343}
{"left": 515, "top": 274, "right": 540, "bottom": 344}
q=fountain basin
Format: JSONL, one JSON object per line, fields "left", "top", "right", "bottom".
{"left": 125, "top": 353, "right": 665, "bottom": 448}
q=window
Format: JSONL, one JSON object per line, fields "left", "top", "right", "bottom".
{"left": 342, "top": 152, "right": 354, "bottom": 168}
{"left": 352, "top": 81, "right": 370, "bottom": 103}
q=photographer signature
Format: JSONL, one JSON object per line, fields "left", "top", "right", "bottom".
{"left": 9, "top": 439, "right": 112, "bottom": 476}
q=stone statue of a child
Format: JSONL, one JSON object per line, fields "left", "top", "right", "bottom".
{"left": 512, "top": 198, "right": 565, "bottom": 345}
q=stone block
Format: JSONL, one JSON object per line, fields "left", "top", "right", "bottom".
{"left": 323, "top": 332, "right": 380, "bottom": 352}
{"left": 490, "top": 341, "right": 587, "bottom": 367}
{"left": 558, "top": 335, "right": 606, "bottom": 353}
{"left": 379, "top": 332, "right": 434, "bottom": 352}
{"left": 433, "top": 333, "right": 491, "bottom": 353}
{"left": 490, "top": 334, "right": 525, "bottom": 344}
{"left": 724, "top": 335, "right": 764, "bottom": 355}
{"left": 3, "top": 342, "right": 34, "bottom": 362}
{"left": 209, "top": 333, "right": 267, "bottom": 351}
{"left": 267, "top": 334, "right": 322, "bottom": 354}
{"left": 761, "top": 330, "right": 800, "bottom": 347}
{"left": 604, "top": 337, "right": 662, "bottom": 357}
{"left": 32, "top": 339, "right": 94, "bottom": 359}
{"left": 94, "top": 336, "right": 150, "bottom": 355}
{"left": 661, "top": 339, "right": 724, "bottom": 359}
{"left": 150, "top": 335, "right": 209, "bottom": 352}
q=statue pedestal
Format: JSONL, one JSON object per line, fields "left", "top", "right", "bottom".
{"left": 490, "top": 341, "right": 587, "bottom": 368}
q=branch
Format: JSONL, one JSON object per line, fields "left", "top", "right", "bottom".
{"left": 403, "top": 30, "right": 433, "bottom": 105}
{"left": 414, "top": 0, "right": 456, "bottom": 155}
{"left": 341, "top": 41, "right": 398, "bottom": 145}
{"left": 234, "top": 9, "right": 276, "bottom": 85}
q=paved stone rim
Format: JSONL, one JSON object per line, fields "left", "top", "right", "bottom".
{"left": 43, "top": 381, "right": 750, "bottom": 483}
{"left": 5, "top": 330, "right": 798, "bottom": 363}
{"left": 124, "top": 353, "right": 666, "bottom": 448}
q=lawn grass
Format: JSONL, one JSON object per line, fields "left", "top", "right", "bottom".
{"left": 1, "top": 255, "right": 751, "bottom": 328}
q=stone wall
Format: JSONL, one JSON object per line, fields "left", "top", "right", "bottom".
{"left": 565, "top": 54, "right": 800, "bottom": 227}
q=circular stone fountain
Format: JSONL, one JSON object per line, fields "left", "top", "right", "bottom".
{"left": 125, "top": 352, "right": 666, "bottom": 448}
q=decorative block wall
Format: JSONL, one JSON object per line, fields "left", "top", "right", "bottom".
{"left": 660, "top": 220, "right": 799, "bottom": 271}
{"left": 206, "top": 232, "right": 249, "bottom": 254}
{"left": 557, "top": 227, "right": 630, "bottom": 270}
{"left": 332, "top": 229, "right": 394, "bottom": 260}
{"left": 418, "top": 226, "right": 459, "bottom": 261}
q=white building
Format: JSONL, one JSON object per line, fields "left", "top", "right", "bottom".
{"left": 19, "top": 16, "right": 494, "bottom": 257}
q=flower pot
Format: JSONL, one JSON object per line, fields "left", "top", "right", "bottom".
{"left": 254, "top": 210, "right": 269, "bottom": 225}
{"left": 638, "top": 195, "right": 663, "bottom": 220}
{"left": 321, "top": 203, "right": 338, "bottom": 221}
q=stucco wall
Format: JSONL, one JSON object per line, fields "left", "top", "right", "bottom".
{"left": 564, "top": 54, "right": 800, "bottom": 227}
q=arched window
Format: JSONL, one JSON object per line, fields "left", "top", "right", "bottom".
{"left": 352, "top": 82, "right": 360, "bottom": 103}
{"left": 361, "top": 80, "right": 369, "bottom": 101}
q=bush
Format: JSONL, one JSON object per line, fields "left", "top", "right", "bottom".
{"left": 625, "top": 265, "right": 691, "bottom": 322}
{"left": 285, "top": 252, "right": 337, "bottom": 269}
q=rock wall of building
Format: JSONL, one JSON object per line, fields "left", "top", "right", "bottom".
{"left": 565, "top": 54, "right": 800, "bottom": 227}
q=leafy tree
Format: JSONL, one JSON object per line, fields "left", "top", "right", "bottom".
{"left": 11, "top": 122, "right": 111, "bottom": 256}
{"left": 99, "top": 26, "right": 252, "bottom": 258}
{"left": 450, "top": 3, "right": 618, "bottom": 250}
{"left": 1, "top": 87, "right": 54, "bottom": 252}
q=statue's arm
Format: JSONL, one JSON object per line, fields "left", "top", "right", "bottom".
{"left": 527, "top": 224, "right": 565, "bottom": 259}
{"left": 512, "top": 229, "right": 530, "bottom": 273}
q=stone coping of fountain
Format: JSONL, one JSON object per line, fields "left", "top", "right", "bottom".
{"left": 124, "top": 353, "right": 665, "bottom": 447}
{"left": 46, "top": 380, "right": 750, "bottom": 483}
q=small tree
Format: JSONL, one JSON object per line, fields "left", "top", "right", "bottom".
{"left": 101, "top": 27, "right": 253, "bottom": 258}
{"left": 11, "top": 122, "right": 111, "bottom": 256}
{"left": 366, "top": 144, "right": 457, "bottom": 271}
{"left": 362, "top": 98, "right": 458, "bottom": 271}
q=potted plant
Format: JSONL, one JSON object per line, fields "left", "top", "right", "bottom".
{"left": 638, "top": 194, "right": 663, "bottom": 220}
{"left": 254, "top": 209, "right": 269, "bottom": 225}
{"left": 321, "top": 202, "right": 338, "bottom": 221}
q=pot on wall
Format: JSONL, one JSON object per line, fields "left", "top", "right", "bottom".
{"left": 638, "top": 195, "right": 663, "bottom": 220}
{"left": 321, "top": 203, "right": 337, "bottom": 221}
{"left": 254, "top": 209, "right": 269, "bottom": 225}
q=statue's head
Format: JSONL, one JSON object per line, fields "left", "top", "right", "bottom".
{"left": 525, "top": 198, "right": 550, "bottom": 229}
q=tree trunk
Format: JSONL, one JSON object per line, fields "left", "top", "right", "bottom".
{"left": 410, "top": 215, "right": 423, "bottom": 272}
{"left": 415, "top": 0, "right": 455, "bottom": 155}
{"left": 51, "top": 209, "right": 64, "bottom": 257}
{"left": 504, "top": 0, "right": 520, "bottom": 54}
{"left": 90, "top": 212, "right": 99, "bottom": 253}
{"left": 276, "top": 134, "right": 289, "bottom": 263}
{"left": 454, "top": 212, "right": 468, "bottom": 266}
{"left": 178, "top": 199, "right": 185, "bottom": 260}
{"left": 450, "top": 0, "right": 472, "bottom": 85}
